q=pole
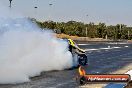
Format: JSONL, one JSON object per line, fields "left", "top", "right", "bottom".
{"left": 120, "top": 24, "right": 121, "bottom": 31}
{"left": 120, "top": 24, "right": 121, "bottom": 40}
{"left": 34, "top": 6, "right": 38, "bottom": 19}
{"left": 86, "top": 27, "right": 87, "bottom": 37}
{"left": 9, "top": 0, "right": 12, "bottom": 8}
{"left": 128, "top": 30, "right": 130, "bottom": 40}
{"left": 49, "top": 3, "right": 53, "bottom": 21}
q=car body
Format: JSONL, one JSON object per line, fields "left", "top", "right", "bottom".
{"left": 64, "top": 38, "right": 88, "bottom": 67}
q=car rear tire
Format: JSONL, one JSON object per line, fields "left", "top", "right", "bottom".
{"left": 80, "top": 76, "right": 87, "bottom": 85}
{"left": 78, "top": 54, "right": 87, "bottom": 66}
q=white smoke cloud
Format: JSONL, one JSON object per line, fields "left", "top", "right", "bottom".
{"left": 0, "top": 2, "right": 73, "bottom": 84}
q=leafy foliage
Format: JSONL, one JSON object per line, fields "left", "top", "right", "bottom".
{"left": 32, "top": 19, "right": 132, "bottom": 40}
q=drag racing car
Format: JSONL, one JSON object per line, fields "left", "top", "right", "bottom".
{"left": 64, "top": 38, "right": 88, "bottom": 67}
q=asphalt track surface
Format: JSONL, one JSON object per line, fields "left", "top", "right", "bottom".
{"left": 0, "top": 42, "right": 132, "bottom": 88}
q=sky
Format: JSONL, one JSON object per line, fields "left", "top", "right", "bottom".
{"left": 0, "top": 0, "right": 132, "bottom": 26}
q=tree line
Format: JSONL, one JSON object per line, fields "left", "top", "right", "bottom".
{"left": 31, "top": 19, "right": 132, "bottom": 40}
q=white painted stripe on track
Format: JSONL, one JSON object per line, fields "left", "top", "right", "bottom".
{"left": 85, "top": 47, "right": 122, "bottom": 51}
{"left": 77, "top": 44, "right": 91, "bottom": 45}
{"left": 106, "top": 43, "right": 128, "bottom": 44}
{"left": 78, "top": 43, "right": 129, "bottom": 46}
{"left": 112, "top": 47, "right": 121, "bottom": 49}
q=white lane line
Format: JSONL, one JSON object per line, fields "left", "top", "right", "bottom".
{"left": 100, "top": 48, "right": 111, "bottom": 50}
{"left": 112, "top": 47, "right": 121, "bottom": 49}
{"left": 106, "top": 43, "right": 128, "bottom": 44}
{"left": 78, "top": 44, "right": 90, "bottom": 45}
{"left": 78, "top": 43, "right": 129, "bottom": 45}
{"left": 85, "top": 47, "right": 122, "bottom": 51}
{"left": 85, "top": 49, "right": 99, "bottom": 51}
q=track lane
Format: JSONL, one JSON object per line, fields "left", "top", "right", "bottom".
{"left": 0, "top": 42, "right": 132, "bottom": 88}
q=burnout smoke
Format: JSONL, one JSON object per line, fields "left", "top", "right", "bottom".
{"left": 0, "top": 3, "right": 72, "bottom": 84}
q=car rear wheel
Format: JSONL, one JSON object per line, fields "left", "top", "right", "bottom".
{"left": 80, "top": 76, "right": 87, "bottom": 85}
{"left": 78, "top": 54, "right": 87, "bottom": 66}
